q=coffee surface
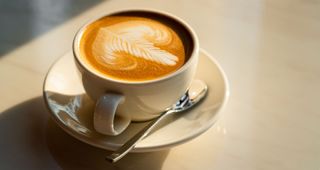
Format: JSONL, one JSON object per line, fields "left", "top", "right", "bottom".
{"left": 80, "top": 15, "right": 188, "bottom": 81}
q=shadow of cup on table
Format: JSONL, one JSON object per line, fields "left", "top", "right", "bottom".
{"left": 0, "top": 96, "right": 170, "bottom": 169}
{"left": 0, "top": 97, "right": 59, "bottom": 169}
{"left": 46, "top": 116, "right": 170, "bottom": 170}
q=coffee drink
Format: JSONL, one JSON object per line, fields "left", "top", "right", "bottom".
{"left": 73, "top": 9, "right": 199, "bottom": 135}
{"left": 79, "top": 11, "right": 193, "bottom": 81}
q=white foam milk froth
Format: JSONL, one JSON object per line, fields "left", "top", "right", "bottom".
{"left": 92, "top": 21, "right": 178, "bottom": 70}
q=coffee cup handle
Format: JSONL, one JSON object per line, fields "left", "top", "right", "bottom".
{"left": 93, "top": 93, "right": 131, "bottom": 136}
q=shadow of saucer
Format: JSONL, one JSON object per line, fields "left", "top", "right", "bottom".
{"left": 46, "top": 119, "right": 170, "bottom": 170}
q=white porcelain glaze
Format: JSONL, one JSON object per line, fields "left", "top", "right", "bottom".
{"left": 43, "top": 49, "right": 229, "bottom": 152}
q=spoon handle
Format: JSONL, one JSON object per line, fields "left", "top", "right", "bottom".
{"left": 105, "top": 110, "right": 172, "bottom": 163}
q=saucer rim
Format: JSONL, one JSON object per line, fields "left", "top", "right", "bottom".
{"left": 43, "top": 48, "right": 230, "bottom": 152}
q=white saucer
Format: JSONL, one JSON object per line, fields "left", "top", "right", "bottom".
{"left": 43, "top": 49, "right": 229, "bottom": 152}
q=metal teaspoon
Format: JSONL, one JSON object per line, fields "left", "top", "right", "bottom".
{"left": 106, "top": 80, "right": 208, "bottom": 163}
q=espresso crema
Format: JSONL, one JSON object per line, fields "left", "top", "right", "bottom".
{"left": 80, "top": 14, "right": 189, "bottom": 81}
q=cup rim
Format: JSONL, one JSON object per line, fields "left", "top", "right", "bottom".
{"left": 73, "top": 8, "right": 199, "bottom": 85}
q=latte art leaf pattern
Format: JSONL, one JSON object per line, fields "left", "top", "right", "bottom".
{"left": 92, "top": 23, "right": 179, "bottom": 70}
{"left": 82, "top": 16, "right": 186, "bottom": 81}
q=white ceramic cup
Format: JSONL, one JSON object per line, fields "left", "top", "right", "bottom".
{"left": 73, "top": 9, "right": 199, "bottom": 136}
